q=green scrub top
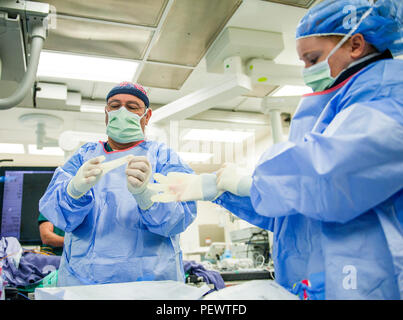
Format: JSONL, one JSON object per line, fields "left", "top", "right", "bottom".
{"left": 38, "top": 213, "right": 65, "bottom": 256}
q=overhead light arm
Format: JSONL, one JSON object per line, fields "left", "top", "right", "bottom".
{"left": 261, "top": 96, "right": 302, "bottom": 144}
{"left": 149, "top": 71, "right": 252, "bottom": 124}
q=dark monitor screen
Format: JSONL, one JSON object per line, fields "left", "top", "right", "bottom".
{"left": 0, "top": 166, "right": 57, "bottom": 245}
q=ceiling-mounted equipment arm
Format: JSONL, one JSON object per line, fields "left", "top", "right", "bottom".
{"left": 0, "top": 1, "right": 49, "bottom": 110}
{"left": 0, "top": 25, "right": 45, "bottom": 110}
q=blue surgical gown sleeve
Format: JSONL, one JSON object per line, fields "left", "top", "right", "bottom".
{"left": 138, "top": 145, "right": 197, "bottom": 237}
{"left": 214, "top": 192, "right": 275, "bottom": 231}
{"left": 251, "top": 99, "right": 403, "bottom": 224}
{"left": 39, "top": 145, "right": 95, "bottom": 232}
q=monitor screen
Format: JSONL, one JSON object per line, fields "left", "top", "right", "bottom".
{"left": 0, "top": 166, "right": 57, "bottom": 245}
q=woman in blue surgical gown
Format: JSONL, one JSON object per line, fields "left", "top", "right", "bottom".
{"left": 214, "top": 0, "right": 403, "bottom": 300}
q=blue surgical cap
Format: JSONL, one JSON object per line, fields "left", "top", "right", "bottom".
{"left": 296, "top": 0, "right": 403, "bottom": 56}
{"left": 106, "top": 82, "right": 149, "bottom": 108}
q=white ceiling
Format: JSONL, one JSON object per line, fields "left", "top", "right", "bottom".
{"left": 0, "top": 0, "right": 320, "bottom": 169}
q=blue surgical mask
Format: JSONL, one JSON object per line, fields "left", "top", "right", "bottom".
{"left": 106, "top": 107, "right": 148, "bottom": 143}
{"left": 302, "top": 7, "right": 374, "bottom": 92}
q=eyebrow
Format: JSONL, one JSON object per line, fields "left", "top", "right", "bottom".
{"left": 126, "top": 101, "right": 142, "bottom": 107}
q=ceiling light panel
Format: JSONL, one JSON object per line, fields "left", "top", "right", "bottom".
{"left": 28, "top": 145, "right": 64, "bottom": 156}
{"left": 147, "top": 0, "right": 242, "bottom": 67}
{"left": 37, "top": 51, "right": 139, "bottom": 83}
{"left": 272, "top": 85, "right": 312, "bottom": 96}
{"left": 43, "top": 15, "right": 153, "bottom": 60}
{"left": 261, "top": 0, "right": 316, "bottom": 9}
{"left": 0, "top": 143, "right": 25, "bottom": 154}
{"left": 182, "top": 129, "right": 254, "bottom": 143}
{"left": 80, "top": 104, "right": 105, "bottom": 114}
{"left": 33, "top": 0, "right": 168, "bottom": 27}
{"left": 177, "top": 152, "right": 213, "bottom": 163}
{"left": 138, "top": 63, "right": 193, "bottom": 90}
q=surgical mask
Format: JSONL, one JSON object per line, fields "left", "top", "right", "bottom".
{"left": 106, "top": 107, "right": 148, "bottom": 143}
{"left": 302, "top": 7, "right": 374, "bottom": 92}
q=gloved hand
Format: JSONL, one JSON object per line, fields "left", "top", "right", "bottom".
{"left": 126, "top": 156, "right": 156, "bottom": 210}
{"left": 67, "top": 156, "right": 106, "bottom": 199}
{"left": 216, "top": 163, "right": 252, "bottom": 197}
{"left": 126, "top": 156, "right": 152, "bottom": 194}
{"left": 148, "top": 172, "right": 221, "bottom": 202}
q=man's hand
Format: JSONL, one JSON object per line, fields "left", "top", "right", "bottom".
{"left": 67, "top": 156, "right": 105, "bottom": 199}
{"left": 126, "top": 156, "right": 152, "bottom": 194}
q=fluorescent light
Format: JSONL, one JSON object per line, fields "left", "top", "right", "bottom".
{"left": 182, "top": 129, "right": 254, "bottom": 143}
{"left": 37, "top": 51, "right": 139, "bottom": 82}
{"left": 28, "top": 145, "right": 64, "bottom": 156}
{"left": 178, "top": 152, "right": 213, "bottom": 162}
{"left": 0, "top": 143, "right": 25, "bottom": 154}
{"left": 80, "top": 104, "right": 106, "bottom": 113}
{"left": 272, "top": 85, "right": 313, "bottom": 97}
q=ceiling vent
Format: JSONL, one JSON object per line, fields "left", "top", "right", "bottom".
{"left": 261, "top": 0, "right": 317, "bottom": 9}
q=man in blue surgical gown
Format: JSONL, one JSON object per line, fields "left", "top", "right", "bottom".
{"left": 39, "top": 82, "right": 197, "bottom": 286}
{"left": 150, "top": 0, "right": 403, "bottom": 299}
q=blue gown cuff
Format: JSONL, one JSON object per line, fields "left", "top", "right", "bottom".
{"left": 66, "top": 180, "right": 86, "bottom": 199}
{"left": 133, "top": 187, "right": 158, "bottom": 210}
{"left": 201, "top": 173, "right": 219, "bottom": 201}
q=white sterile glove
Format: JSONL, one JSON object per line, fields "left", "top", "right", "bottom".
{"left": 67, "top": 156, "right": 106, "bottom": 199}
{"left": 216, "top": 163, "right": 252, "bottom": 197}
{"left": 148, "top": 172, "right": 221, "bottom": 203}
{"left": 67, "top": 155, "right": 134, "bottom": 199}
{"left": 126, "top": 156, "right": 157, "bottom": 210}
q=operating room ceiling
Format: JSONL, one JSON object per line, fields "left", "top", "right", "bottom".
{"left": 0, "top": 0, "right": 320, "bottom": 168}
{"left": 33, "top": 0, "right": 243, "bottom": 90}
{"left": 28, "top": 0, "right": 318, "bottom": 102}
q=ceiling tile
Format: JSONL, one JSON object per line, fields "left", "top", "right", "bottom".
{"left": 138, "top": 64, "right": 193, "bottom": 90}
{"left": 147, "top": 0, "right": 242, "bottom": 66}
{"left": 34, "top": 0, "right": 168, "bottom": 27}
{"left": 260, "top": 0, "right": 316, "bottom": 9}
{"left": 43, "top": 15, "right": 153, "bottom": 59}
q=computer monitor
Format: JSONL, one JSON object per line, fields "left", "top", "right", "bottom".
{"left": 0, "top": 166, "right": 57, "bottom": 245}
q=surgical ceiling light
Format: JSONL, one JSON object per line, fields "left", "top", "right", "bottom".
{"left": 272, "top": 85, "right": 312, "bottom": 97}
{"left": 37, "top": 51, "right": 139, "bottom": 83}
{"left": 18, "top": 113, "right": 63, "bottom": 150}
{"left": 58, "top": 131, "right": 108, "bottom": 153}
{"left": 182, "top": 129, "right": 254, "bottom": 143}
{"left": 0, "top": 143, "right": 25, "bottom": 154}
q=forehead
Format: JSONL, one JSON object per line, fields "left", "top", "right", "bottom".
{"left": 107, "top": 93, "right": 145, "bottom": 106}
{"left": 296, "top": 36, "right": 336, "bottom": 55}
